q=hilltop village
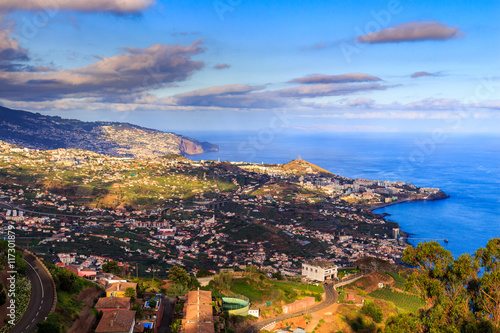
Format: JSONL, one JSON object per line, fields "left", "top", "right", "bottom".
{"left": 0, "top": 141, "right": 448, "bottom": 278}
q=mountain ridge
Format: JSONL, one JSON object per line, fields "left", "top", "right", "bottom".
{"left": 0, "top": 106, "right": 218, "bottom": 158}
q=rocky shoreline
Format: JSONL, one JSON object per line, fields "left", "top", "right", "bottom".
{"left": 368, "top": 190, "right": 450, "bottom": 212}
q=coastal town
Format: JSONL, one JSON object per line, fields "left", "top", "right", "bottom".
{"left": 0, "top": 140, "right": 448, "bottom": 275}
{"left": 0, "top": 140, "right": 452, "bottom": 332}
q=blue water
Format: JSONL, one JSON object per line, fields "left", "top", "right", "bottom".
{"left": 184, "top": 131, "right": 500, "bottom": 259}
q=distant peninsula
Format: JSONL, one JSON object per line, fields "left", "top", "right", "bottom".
{"left": 0, "top": 106, "right": 218, "bottom": 158}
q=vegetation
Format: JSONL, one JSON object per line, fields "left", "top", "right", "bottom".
{"left": 369, "top": 287, "right": 424, "bottom": 312}
{"left": 169, "top": 266, "right": 190, "bottom": 286}
{"left": 131, "top": 304, "right": 144, "bottom": 320}
{"left": 207, "top": 271, "right": 323, "bottom": 307}
{"left": 361, "top": 299, "right": 383, "bottom": 323}
{"left": 196, "top": 269, "right": 214, "bottom": 278}
{"left": 37, "top": 263, "right": 97, "bottom": 332}
{"left": 385, "top": 272, "right": 406, "bottom": 290}
{"left": 383, "top": 238, "right": 500, "bottom": 332}
{"left": 0, "top": 241, "right": 31, "bottom": 332}
{"left": 125, "top": 287, "right": 136, "bottom": 297}
{"left": 102, "top": 260, "right": 121, "bottom": 275}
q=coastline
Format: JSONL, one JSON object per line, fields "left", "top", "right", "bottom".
{"left": 368, "top": 194, "right": 451, "bottom": 247}
{"left": 368, "top": 191, "right": 450, "bottom": 212}
{"left": 368, "top": 198, "right": 412, "bottom": 212}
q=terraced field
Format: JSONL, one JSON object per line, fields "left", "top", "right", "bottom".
{"left": 369, "top": 287, "right": 424, "bottom": 312}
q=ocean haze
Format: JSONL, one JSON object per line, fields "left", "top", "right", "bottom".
{"left": 186, "top": 130, "right": 500, "bottom": 259}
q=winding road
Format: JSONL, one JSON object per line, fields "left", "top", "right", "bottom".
{"left": 10, "top": 250, "right": 55, "bottom": 333}
{"left": 244, "top": 283, "right": 338, "bottom": 333}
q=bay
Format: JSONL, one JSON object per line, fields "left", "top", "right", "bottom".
{"left": 184, "top": 130, "right": 500, "bottom": 258}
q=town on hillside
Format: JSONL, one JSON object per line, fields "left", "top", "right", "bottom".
{"left": 0, "top": 141, "right": 451, "bottom": 332}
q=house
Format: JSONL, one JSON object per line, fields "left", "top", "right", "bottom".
{"left": 302, "top": 260, "right": 338, "bottom": 281}
{"left": 95, "top": 310, "right": 136, "bottom": 333}
{"left": 184, "top": 322, "right": 215, "bottom": 333}
{"left": 248, "top": 308, "right": 260, "bottom": 318}
{"left": 65, "top": 265, "right": 97, "bottom": 279}
{"left": 182, "top": 290, "right": 215, "bottom": 333}
{"left": 106, "top": 282, "right": 137, "bottom": 297}
{"left": 95, "top": 297, "right": 131, "bottom": 312}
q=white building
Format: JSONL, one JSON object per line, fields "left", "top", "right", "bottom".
{"left": 302, "top": 260, "right": 338, "bottom": 281}
{"left": 248, "top": 308, "right": 260, "bottom": 318}
{"left": 58, "top": 252, "right": 76, "bottom": 264}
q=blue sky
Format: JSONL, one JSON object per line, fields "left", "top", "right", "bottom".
{"left": 0, "top": 0, "right": 499, "bottom": 133}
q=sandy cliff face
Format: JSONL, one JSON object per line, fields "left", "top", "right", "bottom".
{"left": 177, "top": 137, "right": 205, "bottom": 155}
{"left": 176, "top": 136, "right": 219, "bottom": 155}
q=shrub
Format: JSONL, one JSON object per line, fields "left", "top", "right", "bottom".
{"left": 361, "top": 300, "right": 383, "bottom": 323}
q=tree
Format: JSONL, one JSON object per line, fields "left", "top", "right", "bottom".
{"left": 149, "top": 299, "right": 157, "bottom": 309}
{"left": 188, "top": 276, "right": 201, "bottom": 289}
{"left": 167, "top": 283, "right": 189, "bottom": 297}
{"left": 169, "top": 266, "right": 190, "bottom": 286}
{"left": 210, "top": 272, "right": 233, "bottom": 292}
{"left": 131, "top": 304, "right": 144, "bottom": 320}
{"left": 473, "top": 237, "right": 500, "bottom": 328}
{"left": 384, "top": 313, "right": 423, "bottom": 333}
{"left": 124, "top": 286, "right": 136, "bottom": 297}
{"left": 361, "top": 300, "right": 383, "bottom": 323}
{"left": 245, "top": 265, "right": 259, "bottom": 275}
{"left": 57, "top": 268, "right": 77, "bottom": 292}
{"left": 102, "top": 260, "right": 121, "bottom": 275}
{"left": 196, "top": 269, "right": 214, "bottom": 278}
{"left": 136, "top": 281, "right": 146, "bottom": 298}
{"left": 401, "top": 241, "right": 476, "bottom": 330}
{"left": 385, "top": 239, "right": 500, "bottom": 332}
{"left": 171, "top": 319, "right": 182, "bottom": 333}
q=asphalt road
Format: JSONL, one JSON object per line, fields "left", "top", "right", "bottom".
{"left": 0, "top": 201, "right": 83, "bottom": 218}
{"left": 244, "top": 283, "right": 338, "bottom": 333}
{"left": 156, "top": 297, "right": 176, "bottom": 333}
{"left": 10, "top": 251, "right": 55, "bottom": 333}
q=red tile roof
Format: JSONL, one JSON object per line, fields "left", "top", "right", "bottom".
{"left": 95, "top": 297, "right": 131, "bottom": 309}
{"left": 95, "top": 310, "right": 136, "bottom": 333}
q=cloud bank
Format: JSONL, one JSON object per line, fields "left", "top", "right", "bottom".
{"left": 0, "top": 0, "right": 155, "bottom": 13}
{"left": 411, "top": 71, "right": 439, "bottom": 78}
{"left": 357, "top": 22, "right": 463, "bottom": 43}
{"left": 289, "top": 73, "right": 381, "bottom": 84}
{"left": 0, "top": 18, "right": 30, "bottom": 71}
{"left": 214, "top": 63, "right": 230, "bottom": 70}
{"left": 170, "top": 82, "right": 386, "bottom": 109}
{"left": 0, "top": 40, "right": 205, "bottom": 101}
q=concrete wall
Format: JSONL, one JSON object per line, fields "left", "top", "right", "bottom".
{"left": 282, "top": 297, "right": 315, "bottom": 314}
{"left": 197, "top": 276, "right": 215, "bottom": 286}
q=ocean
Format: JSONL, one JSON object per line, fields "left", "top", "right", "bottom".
{"left": 183, "top": 130, "right": 500, "bottom": 259}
